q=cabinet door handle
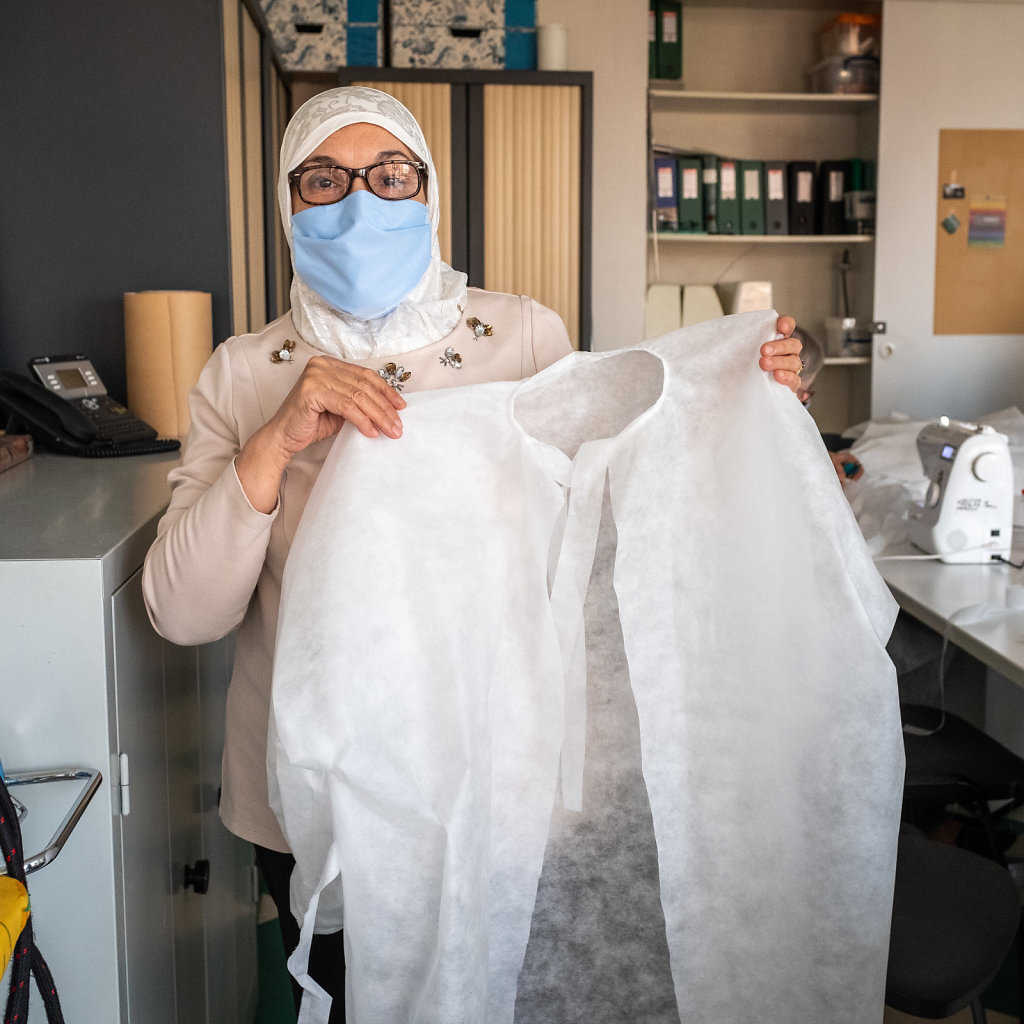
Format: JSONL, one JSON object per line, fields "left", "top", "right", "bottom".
{"left": 184, "top": 859, "right": 210, "bottom": 895}
{"left": 2, "top": 767, "right": 102, "bottom": 875}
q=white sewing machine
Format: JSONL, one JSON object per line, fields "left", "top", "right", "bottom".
{"left": 907, "top": 417, "right": 1014, "bottom": 563}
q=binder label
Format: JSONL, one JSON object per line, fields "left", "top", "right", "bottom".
{"left": 767, "top": 167, "right": 785, "bottom": 200}
{"left": 681, "top": 167, "right": 700, "bottom": 200}
{"left": 703, "top": 168, "right": 718, "bottom": 185}
{"left": 661, "top": 10, "right": 679, "bottom": 43}
{"left": 743, "top": 168, "right": 760, "bottom": 200}
{"left": 829, "top": 170, "right": 844, "bottom": 203}
{"left": 721, "top": 162, "right": 737, "bottom": 200}
{"left": 657, "top": 164, "right": 675, "bottom": 198}
{"left": 797, "top": 171, "right": 813, "bottom": 203}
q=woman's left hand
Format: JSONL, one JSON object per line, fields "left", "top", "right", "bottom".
{"left": 829, "top": 450, "right": 864, "bottom": 482}
{"left": 759, "top": 315, "right": 802, "bottom": 393}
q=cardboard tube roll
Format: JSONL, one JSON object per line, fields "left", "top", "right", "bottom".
{"left": 124, "top": 291, "right": 213, "bottom": 440}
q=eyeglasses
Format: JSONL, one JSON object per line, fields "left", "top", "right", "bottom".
{"left": 288, "top": 160, "right": 427, "bottom": 205}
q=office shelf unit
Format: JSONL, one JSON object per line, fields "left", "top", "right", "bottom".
{"left": 648, "top": 0, "right": 881, "bottom": 433}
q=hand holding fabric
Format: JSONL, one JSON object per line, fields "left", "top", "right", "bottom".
{"left": 830, "top": 450, "right": 864, "bottom": 482}
{"left": 272, "top": 354, "right": 405, "bottom": 445}
{"left": 236, "top": 354, "right": 405, "bottom": 513}
{"left": 759, "top": 314, "right": 803, "bottom": 392}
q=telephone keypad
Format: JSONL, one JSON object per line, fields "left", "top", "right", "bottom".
{"left": 71, "top": 394, "right": 156, "bottom": 443}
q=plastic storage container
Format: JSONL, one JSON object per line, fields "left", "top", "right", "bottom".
{"left": 818, "top": 13, "right": 881, "bottom": 58}
{"left": 809, "top": 55, "right": 879, "bottom": 94}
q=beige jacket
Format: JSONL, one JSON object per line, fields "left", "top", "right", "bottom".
{"left": 142, "top": 288, "right": 572, "bottom": 851}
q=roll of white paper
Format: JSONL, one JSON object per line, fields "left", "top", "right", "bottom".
{"left": 537, "top": 24, "right": 568, "bottom": 71}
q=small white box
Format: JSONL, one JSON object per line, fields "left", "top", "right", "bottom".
{"left": 681, "top": 284, "right": 724, "bottom": 327}
{"left": 716, "top": 281, "right": 772, "bottom": 315}
{"left": 644, "top": 284, "right": 682, "bottom": 339}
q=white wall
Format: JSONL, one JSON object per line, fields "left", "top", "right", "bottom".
{"left": 536, "top": 0, "right": 649, "bottom": 352}
{"left": 872, "top": 0, "right": 1024, "bottom": 421}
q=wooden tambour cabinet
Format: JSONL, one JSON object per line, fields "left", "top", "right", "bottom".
{"left": 648, "top": 0, "right": 881, "bottom": 435}
{"left": 309, "top": 67, "right": 595, "bottom": 351}
{"left": 0, "top": 453, "right": 257, "bottom": 1023}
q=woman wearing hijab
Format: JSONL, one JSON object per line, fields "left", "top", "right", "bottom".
{"left": 142, "top": 86, "right": 803, "bottom": 1017}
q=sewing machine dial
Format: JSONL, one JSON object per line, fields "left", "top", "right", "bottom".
{"left": 972, "top": 451, "right": 999, "bottom": 482}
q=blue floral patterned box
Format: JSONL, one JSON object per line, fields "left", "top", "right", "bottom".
{"left": 390, "top": 0, "right": 535, "bottom": 69}
{"left": 390, "top": 25, "right": 504, "bottom": 69}
{"left": 392, "top": 0, "right": 506, "bottom": 29}
{"left": 260, "top": 0, "right": 535, "bottom": 70}
{"left": 260, "top": 0, "right": 382, "bottom": 70}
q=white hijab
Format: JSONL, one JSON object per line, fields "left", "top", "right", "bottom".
{"left": 278, "top": 86, "right": 468, "bottom": 360}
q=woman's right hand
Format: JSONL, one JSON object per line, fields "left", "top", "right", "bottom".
{"left": 235, "top": 355, "right": 406, "bottom": 513}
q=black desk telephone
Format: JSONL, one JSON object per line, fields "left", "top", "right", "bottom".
{"left": 0, "top": 355, "right": 180, "bottom": 457}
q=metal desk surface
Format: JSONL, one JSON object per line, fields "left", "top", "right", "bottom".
{"left": 876, "top": 542, "right": 1024, "bottom": 689}
{"left": 0, "top": 450, "right": 179, "bottom": 573}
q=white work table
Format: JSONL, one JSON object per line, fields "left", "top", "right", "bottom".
{"left": 876, "top": 542, "right": 1024, "bottom": 691}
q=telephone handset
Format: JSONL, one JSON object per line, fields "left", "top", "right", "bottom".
{"left": 0, "top": 355, "right": 180, "bottom": 457}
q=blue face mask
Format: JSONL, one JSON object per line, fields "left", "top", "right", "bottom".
{"left": 291, "top": 190, "right": 432, "bottom": 320}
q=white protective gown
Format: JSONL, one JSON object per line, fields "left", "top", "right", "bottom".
{"left": 270, "top": 309, "right": 905, "bottom": 1024}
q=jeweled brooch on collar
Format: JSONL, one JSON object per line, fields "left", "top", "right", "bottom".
{"left": 378, "top": 362, "right": 412, "bottom": 391}
{"left": 467, "top": 317, "right": 493, "bottom": 338}
{"left": 270, "top": 339, "right": 296, "bottom": 364}
{"left": 439, "top": 347, "right": 463, "bottom": 369}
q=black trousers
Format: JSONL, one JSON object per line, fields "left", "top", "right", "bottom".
{"left": 255, "top": 845, "right": 346, "bottom": 1023}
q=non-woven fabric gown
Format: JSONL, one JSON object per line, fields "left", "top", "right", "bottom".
{"left": 270, "top": 309, "right": 905, "bottom": 1024}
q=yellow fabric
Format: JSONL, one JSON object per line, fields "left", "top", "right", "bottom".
{"left": 0, "top": 875, "right": 29, "bottom": 964}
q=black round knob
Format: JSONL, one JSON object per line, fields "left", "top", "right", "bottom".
{"left": 184, "top": 859, "right": 210, "bottom": 894}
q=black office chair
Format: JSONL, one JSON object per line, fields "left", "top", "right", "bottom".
{"left": 887, "top": 824, "right": 1021, "bottom": 1023}
{"left": 901, "top": 703, "right": 1024, "bottom": 865}
{"left": 898, "top": 703, "right": 1024, "bottom": 1021}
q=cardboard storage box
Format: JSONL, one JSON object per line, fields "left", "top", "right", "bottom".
{"left": 391, "top": 0, "right": 505, "bottom": 68}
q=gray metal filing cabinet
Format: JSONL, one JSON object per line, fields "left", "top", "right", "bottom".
{"left": 0, "top": 451, "right": 257, "bottom": 1023}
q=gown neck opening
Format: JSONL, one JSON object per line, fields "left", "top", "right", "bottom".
{"left": 512, "top": 349, "right": 666, "bottom": 460}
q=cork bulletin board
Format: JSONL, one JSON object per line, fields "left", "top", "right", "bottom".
{"left": 934, "top": 129, "right": 1024, "bottom": 335}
